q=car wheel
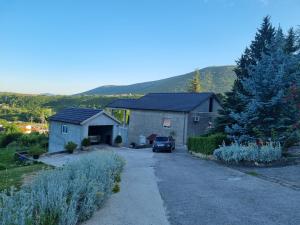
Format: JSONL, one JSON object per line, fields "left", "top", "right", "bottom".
{"left": 152, "top": 149, "right": 156, "bottom": 152}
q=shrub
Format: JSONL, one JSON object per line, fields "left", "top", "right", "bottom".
{"left": 65, "top": 142, "right": 77, "bottom": 154}
{"left": 187, "top": 133, "right": 227, "bottom": 155}
{"left": 28, "top": 145, "right": 45, "bottom": 158}
{"left": 114, "top": 135, "right": 122, "bottom": 144}
{"left": 81, "top": 138, "right": 91, "bottom": 147}
{"left": 213, "top": 142, "right": 282, "bottom": 163}
{"left": 18, "top": 133, "right": 48, "bottom": 148}
{"left": 0, "top": 151, "right": 125, "bottom": 225}
{"left": 0, "top": 133, "right": 22, "bottom": 148}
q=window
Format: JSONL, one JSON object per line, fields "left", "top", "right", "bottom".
{"left": 61, "top": 125, "right": 68, "bottom": 134}
{"left": 162, "top": 118, "right": 171, "bottom": 128}
{"left": 209, "top": 97, "right": 214, "bottom": 112}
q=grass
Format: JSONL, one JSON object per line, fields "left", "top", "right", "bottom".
{"left": 0, "top": 147, "right": 51, "bottom": 191}
{"left": 0, "top": 163, "right": 50, "bottom": 191}
{"left": 0, "top": 148, "right": 17, "bottom": 168}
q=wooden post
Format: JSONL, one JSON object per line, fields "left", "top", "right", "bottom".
{"left": 123, "top": 110, "right": 126, "bottom": 126}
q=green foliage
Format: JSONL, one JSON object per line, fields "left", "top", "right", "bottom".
{"left": 0, "top": 133, "right": 22, "bottom": 148}
{"left": 81, "top": 66, "right": 236, "bottom": 95}
{"left": 283, "top": 130, "right": 300, "bottom": 149}
{"left": 114, "top": 135, "right": 122, "bottom": 144}
{"left": 0, "top": 148, "right": 17, "bottom": 169}
{"left": 0, "top": 132, "right": 48, "bottom": 151}
{"left": 216, "top": 17, "right": 300, "bottom": 145}
{"left": 226, "top": 28, "right": 299, "bottom": 143}
{"left": 18, "top": 133, "right": 48, "bottom": 148}
{"left": 0, "top": 152, "right": 125, "bottom": 225}
{"left": 187, "top": 69, "right": 202, "bottom": 93}
{"left": 0, "top": 163, "right": 6, "bottom": 170}
{"left": 28, "top": 145, "right": 45, "bottom": 156}
{"left": 216, "top": 16, "right": 276, "bottom": 132}
{"left": 81, "top": 138, "right": 91, "bottom": 147}
{"left": 213, "top": 142, "right": 282, "bottom": 163}
{"left": 0, "top": 163, "right": 49, "bottom": 191}
{"left": 114, "top": 173, "right": 121, "bottom": 183}
{"left": 187, "top": 133, "right": 227, "bottom": 155}
{"left": 112, "top": 183, "right": 120, "bottom": 193}
{"left": 3, "top": 123, "right": 21, "bottom": 134}
{"left": 65, "top": 142, "right": 77, "bottom": 153}
{"left": 0, "top": 93, "right": 125, "bottom": 123}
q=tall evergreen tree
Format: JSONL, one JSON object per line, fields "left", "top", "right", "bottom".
{"left": 188, "top": 69, "right": 202, "bottom": 93}
{"left": 215, "top": 16, "right": 276, "bottom": 132}
{"left": 285, "top": 27, "right": 299, "bottom": 54}
{"left": 226, "top": 28, "right": 299, "bottom": 143}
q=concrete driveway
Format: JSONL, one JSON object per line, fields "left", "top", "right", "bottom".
{"left": 84, "top": 148, "right": 170, "bottom": 225}
{"left": 41, "top": 146, "right": 300, "bottom": 225}
{"left": 155, "top": 147, "right": 300, "bottom": 225}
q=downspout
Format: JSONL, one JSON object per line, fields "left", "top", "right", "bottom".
{"left": 183, "top": 112, "right": 187, "bottom": 145}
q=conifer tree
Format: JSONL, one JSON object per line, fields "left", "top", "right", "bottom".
{"left": 188, "top": 69, "right": 202, "bottom": 93}
{"left": 226, "top": 28, "right": 299, "bottom": 143}
{"left": 215, "top": 16, "right": 276, "bottom": 132}
{"left": 285, "top": 27, "right": 299, "bottom": 54}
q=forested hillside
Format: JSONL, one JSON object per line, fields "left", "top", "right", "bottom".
{"left": 80, "top": 66, "right": 236, "bottom": 95}
{"left": 0, "top": 93, "right": 136, "bottom": 123}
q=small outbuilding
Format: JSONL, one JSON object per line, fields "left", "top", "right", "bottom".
{"left": 48, "top": 108, "right": 120, "bottom": 153}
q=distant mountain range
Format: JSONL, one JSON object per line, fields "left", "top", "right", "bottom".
{"left": 79, "top": 65, "right": 236, "bottom": 95}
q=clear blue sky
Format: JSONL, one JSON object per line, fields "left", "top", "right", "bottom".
{"left": 0, "top": 0, "right": 299, "bottom": 95}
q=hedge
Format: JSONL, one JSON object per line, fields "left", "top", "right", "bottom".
{"left": 187, "top": 133, "right": 227, "bottom": 155}
{"left": 0, "top": 151, "right": 125, "bottom": 225}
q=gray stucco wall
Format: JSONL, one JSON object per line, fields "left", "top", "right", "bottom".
{"left": 187, "top": 98, "right": 221, "bottom": 137}
{"left": 48, "top": 121, "right": 82, "bottom": 153}
{"left": 48, "top": 113, "right": 120, "bottom": 153}
{"left": 128, "top": 110, "right": 188, "bottom": 146}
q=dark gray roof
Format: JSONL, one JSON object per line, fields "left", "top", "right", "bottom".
{"left": 107, "top": 98, "right": 137, "bottom": 109}
{"left": 49, "top": 108, "right": 102, "bottom": 124}
{"left": 106, "top": 92, "right": 218, "bottom": 112}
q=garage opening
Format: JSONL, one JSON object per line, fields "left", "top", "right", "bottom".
{"left": 88, "top": 125, "right": 113, "bottom": 145}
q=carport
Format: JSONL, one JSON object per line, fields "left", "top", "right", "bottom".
{"left": 88, "top": 125, "right": 113, "bottom": 145}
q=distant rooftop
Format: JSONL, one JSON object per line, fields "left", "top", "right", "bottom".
{"left": 49, "top": 108, "right": 102, "bottom": 124}
{"left": 106, "top": 92, "right": 218, "bottom": 112}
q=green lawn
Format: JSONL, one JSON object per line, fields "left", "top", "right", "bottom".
{"left": 0, "top": 148, "right": 51, "bottom": 191}
{"left": 0, "top": 163, "right": 49, "bottom": 191}
{"left": 0, "top": 148, "right": 17, "bottom": 168}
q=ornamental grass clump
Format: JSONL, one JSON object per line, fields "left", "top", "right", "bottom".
{"left": 213, "top": 142, "right": 282, "bottom": 163}
{"left": 0, "top": 151, "right": 125, "bottom": 225}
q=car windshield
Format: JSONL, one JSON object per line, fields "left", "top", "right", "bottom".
{"left": 155, "top": 137, "right": 168, "bottom": 142}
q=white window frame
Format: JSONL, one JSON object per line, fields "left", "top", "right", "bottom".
{"left": 61, "top": 124, "right": 68, "bottom": 134}
{"left": 162, "top": 118, "right": 171, "bottom": 128}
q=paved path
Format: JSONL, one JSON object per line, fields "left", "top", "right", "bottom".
{"left": 41, "top": 146, "right": 300, "bottom": 225}
{"left": 154, "top": 148, "right": 300, "bottom": 225}
{"left": 84, "top": 148, "right": 170, "bottom": 225}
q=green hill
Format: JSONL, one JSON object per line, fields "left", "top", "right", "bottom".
{"left": 80, "top": 65, "right": 236, "bottom": 95}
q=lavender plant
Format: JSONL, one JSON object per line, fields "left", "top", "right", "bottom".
{"left": 0, "top": 152, "right": 125, "bottom": 225}
{"left": 213, "top": 142, "right": 282, "bottom": 163}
